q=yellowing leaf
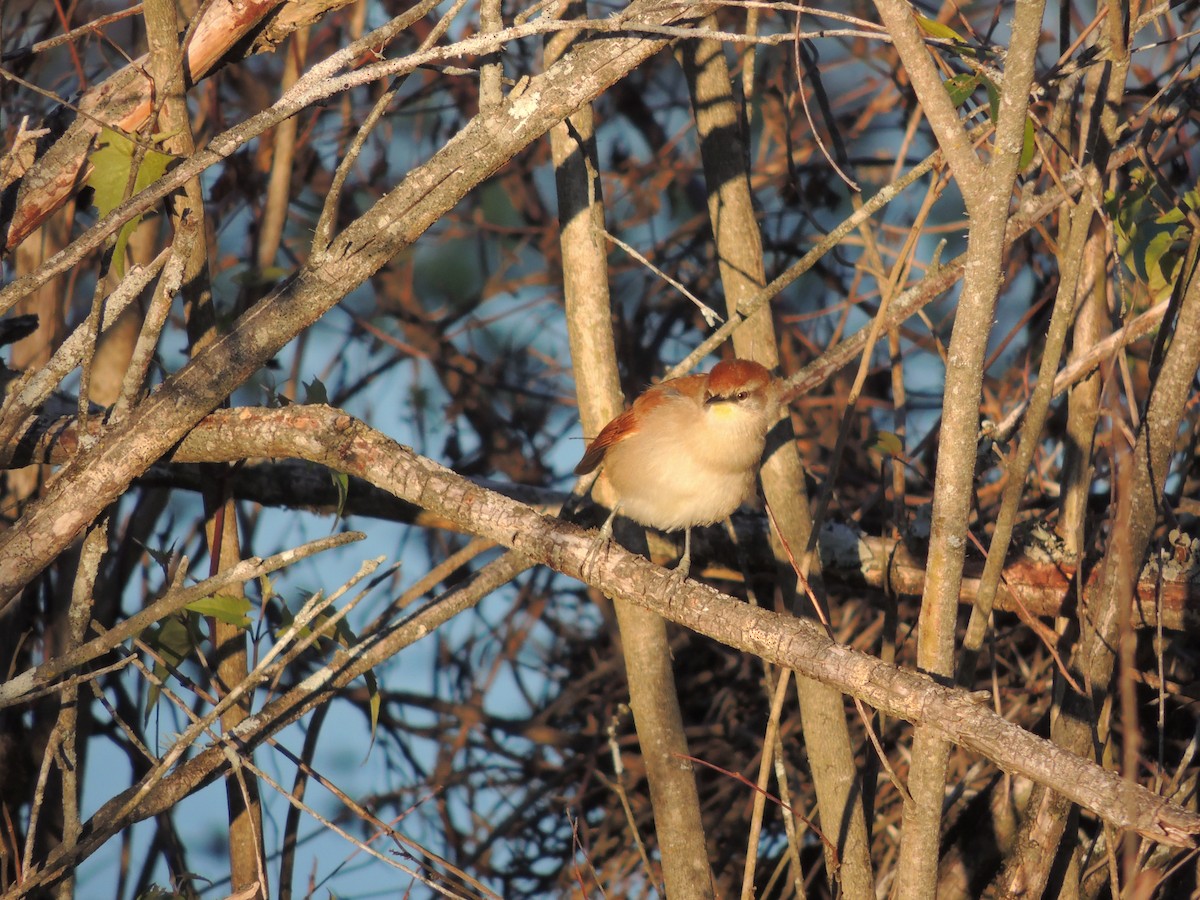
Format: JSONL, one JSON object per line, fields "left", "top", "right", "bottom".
{"left": 186, "top": 593, "right": 253, "bottom": 628}
{"left": 915, "top": 15, "right": 966, "bottom": 43}
{"left": 86, "top": 128, "right": 175, "bottom": 276}
{"left": 872, "top": 431, "right": 905, "bottom": 457}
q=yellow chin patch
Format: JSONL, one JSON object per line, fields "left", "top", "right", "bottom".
{"left": 708, "top": 403, "right": 740, "bottom": 421}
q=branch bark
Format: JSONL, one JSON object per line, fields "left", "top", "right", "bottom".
{"left": 0, "top": 0, "right": 350, "bottom": 252}
{"left": 871, "top": 0, "right": 985, "bottom": 211}
{"left": 677, "top": 28, "right": 873, "bottom": 895}
{"left": 887, "top": 1, "right": 1048, "bottom": 894}
{"left": 0, "top": 0, "right": 719, "bottom": 608}
{"left": 13, "top": 404, "right": 1198, "bottom": 895}
{"left": 551, "top": 5, "right": 715, "bottom": 894}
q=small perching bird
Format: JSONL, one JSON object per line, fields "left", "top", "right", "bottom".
{"left": 574, "top": 359, "right": 780, "bottom": 580}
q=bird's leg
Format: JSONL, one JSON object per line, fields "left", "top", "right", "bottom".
{"left": 670, "top": 527, "right": 692, "bottom": 583}
{"left": 582, "top": 506, "right": 619, "bottom": 584}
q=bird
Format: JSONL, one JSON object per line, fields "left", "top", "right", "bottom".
{"left": 574, "top": 358, "right": 780, "bottom": 581}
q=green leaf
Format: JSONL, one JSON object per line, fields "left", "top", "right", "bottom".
{"left": 275, "top": 594, "right": 378, "bottom": 756}
{"left": 86, "top": 128, "right": 175, "bottom": 277}
{"left": 978, "top": 77, "right": 1036, "bottom": 172}
{"left": 983, "top": 77, "right": 1001, "bottom": 122}
{"left": 1108, "top": 170, "right": 1198, "bottom": 299}
{"left": 943, "top": 73, "right": 980, "bottom": 107}
{"left": 276, "top": 595, "right": 341, "bottom": 645}
{"left": 148, "top": 616, "right": 194, "bottom": 670}
{"left": 321, "top": 607, "right": 355, "bottom": 648}
{"left": 363, "top": 668, "right": 380, "bottom": 760}
{"left": 279, "top": 602, "right": 362, "bottom": 656}
{"left": 1019, "top": 116, "right": 1037, "bottom": 171}
{"left": 186, "top": 593, "right": 252, "bottom": 628}
{"left": 143, "top": 615, "right": 197, "bottom": 719}
{"left": 331, "top": 470, "right": 349, "bottom": 522}
{"left": 1137, "top": 224, "right": 1184, "bottom": 284}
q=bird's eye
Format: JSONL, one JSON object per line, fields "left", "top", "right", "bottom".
{"left": 736, "top": 391, "right": 749, "bottom": 401}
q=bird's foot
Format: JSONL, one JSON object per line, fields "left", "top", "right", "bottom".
{"left": 581, "top": 508, "right": 618, "bottom": 585}
{"left": 582, "top": 533, "right": 610, "bottom": 585}
{"left": 665, "top": 530, "right": 693, "bottom": 587}
{"left": 666, "top": 548, "right": 691, "bottom": 587}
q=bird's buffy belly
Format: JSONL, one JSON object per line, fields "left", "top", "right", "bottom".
{"left": 605, "top": 442, "right": 754, "bottom": 531}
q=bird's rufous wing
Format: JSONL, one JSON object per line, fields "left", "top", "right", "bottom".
{"left": 572, "top": 374, "right": 704, "bottom": 475}
{"left": 574, "top": 406, "right": 637, "bottom": 474}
